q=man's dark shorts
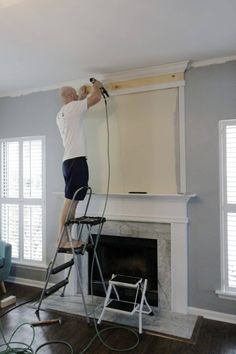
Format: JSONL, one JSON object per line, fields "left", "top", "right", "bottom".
{"left": 62, "top": 157, "right": 89, "bottom": 200}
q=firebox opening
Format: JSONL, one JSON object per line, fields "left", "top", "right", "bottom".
{"left": 88, "top": 234, "right": 158, "bottom": 306}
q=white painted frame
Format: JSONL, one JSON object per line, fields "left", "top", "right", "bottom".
{"left": 0, "top": 135, "right": 46, "bottom": 267}
{"left": 106, "top": 79, "right": 186, "bottom": 194}
{"left": 102, "top": 61, "right": 188, "bottom": 194}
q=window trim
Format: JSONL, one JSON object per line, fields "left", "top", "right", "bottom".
{"left": 219, "top": 119, "right": 236, "bottom": 296}
{"left": 0, "top": 135, "right": 46, "bottom": 267}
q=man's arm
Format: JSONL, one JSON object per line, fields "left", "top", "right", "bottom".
{"left": 87, "top": 80, "right": 102, "bottom": 108}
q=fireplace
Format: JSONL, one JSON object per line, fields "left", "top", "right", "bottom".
{"left": 66, "top": 192, "right": 195, "bottom": 313}
{"left": 88, "top": 234, "right": 158, "bottom": 306}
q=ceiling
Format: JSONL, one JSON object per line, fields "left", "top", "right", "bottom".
{"left": 0, "top": 0, "right": 236, "bottom": 96}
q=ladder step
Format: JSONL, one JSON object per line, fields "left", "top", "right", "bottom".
{"left": 110, "top": 275, "right": 142, "bottom": 288}
{"left": 44, "top": 279, "right": 69, "bottom": 296}
{"left": 51, "top": 259, "right": 74, "bottom": 274}
{"left": 106, "top": 300, "right": 136, "bottom": 313}
{"left": 67, "top": 216, "right": 106, "bottom": 226}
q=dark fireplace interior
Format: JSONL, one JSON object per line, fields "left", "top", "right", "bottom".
{"left": 88, "top": 234, "right": 158, "bottom": 306}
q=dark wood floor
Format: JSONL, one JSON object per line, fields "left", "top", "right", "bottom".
{"left": 1, "top": 283, "right": 236, "bottom": 353}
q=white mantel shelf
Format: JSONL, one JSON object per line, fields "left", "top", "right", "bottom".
{"left": 76, "top": 193, "right": 196, "bottom": 224}
{"left": 93, "top": 192, "right": 195, "bottom": 201}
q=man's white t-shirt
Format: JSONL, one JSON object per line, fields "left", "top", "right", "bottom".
{"left": 56, "top": 99, "right": 88, "bottom": 161}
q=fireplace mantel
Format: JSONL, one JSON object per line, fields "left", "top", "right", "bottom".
{"left": 79, "top": 193, "right": 196, "bottom": 223}
{"left": 76, "top": 192, "right": 196, "bottom": 314}
{"left": 55, "top": 192, "right": 196, "bottom": 314}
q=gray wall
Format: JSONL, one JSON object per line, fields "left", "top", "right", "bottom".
{"left": 185, "top": 60, "right": 236, "bottom": 314}
{"left": 0, "top": 90, "right": 64, "bottom": 281}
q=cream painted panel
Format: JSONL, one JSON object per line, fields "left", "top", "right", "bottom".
{"left": 85, "top": 88, "right": 178, "bottom": 194}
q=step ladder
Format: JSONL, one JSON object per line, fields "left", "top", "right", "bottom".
{"left": 98, "top": 274, "right": 153, "bottom": 334}
{"left": 36, "top": 186, "right": 107, "bottom": 323}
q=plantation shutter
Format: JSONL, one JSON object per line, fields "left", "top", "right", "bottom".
{"left": 23, "top": 140, "right": 42, "bottom": 199}
{"left": 1, "top": 141, "right": 19, "bottom": 198}
{"left": 220, "top": 121, "right": 236, "bottom": 291}
{"left": 0, "top": 137, "right": 45, "bottom": 264}
{"left": 1, "top": 141, "right": 20, "bottom": 257}
{"left": 1, "top": 204, "right": 19, "bottom": 258}
{"left": 24, "top": 205, "right": 42, "bottom": 261}
{"left": 225, "top": 124, "right": 236, "bottom": 288}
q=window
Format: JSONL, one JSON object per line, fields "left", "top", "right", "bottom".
{"left": 0, "top": 136, "right": 46, "bottom": 265}
{"left": 219, "top": 120, "right": 236, "bottom": 292}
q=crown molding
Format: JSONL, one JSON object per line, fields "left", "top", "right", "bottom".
{"left": 2, "top": 55, "right": 236, "bottom": 97}
{"left": 102, "top": 61, "right": 189, "bottom": 84}
{"left": 0, "top": 61, "right": 189, "bottom": 98}
{"left": 0, "top": 78, "right": 87, "bottom": 98}
{"left": 191, "top": 54, "right": 236, "bottom": 68}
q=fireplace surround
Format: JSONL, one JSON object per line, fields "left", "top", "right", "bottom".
{"left": 65, "top": 192, "right": 196, "bottom": 314}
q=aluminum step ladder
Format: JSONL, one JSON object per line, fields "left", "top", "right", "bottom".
{"left": 98, "top": 274, "right": 153, "bottom": 334}
{"left": 36, "top": 186, "right": 107, "bottom": 323}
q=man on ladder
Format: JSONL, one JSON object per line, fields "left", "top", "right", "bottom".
{"left": 36, "top": 80, "right": 107, "bottom": 316}
{"left": 56, "top": 80, "right": 103, "bottom": 250}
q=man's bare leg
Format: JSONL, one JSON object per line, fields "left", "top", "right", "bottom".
{"left": 58, "top": 198, "right": 83, "bottom": 249}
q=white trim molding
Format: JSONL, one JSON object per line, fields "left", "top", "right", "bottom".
{"left": 179, "top": 86, "right": 186, "bottom": 193}
{"left": 102, "top": 61, "right": 189, "bottom": 83}
{"left": 80, "top": 193, "right": 196, "bottom": 223}
{"left": 0, "top": 61, "right": 189, "bottom": 98}
{"left": 188, "top": 306, "right": 236, "bottom": 325}
{"left": 7, "top": 276, "right": 54, "bottom": 289}
{"left": 12, "top": 261, "right": 48, "bottom": 270}
{"left": 3, "top": 56, "right": 236, "bottom": 97}
{"left": 216, "top": 289, "right": 236, "bottom": 301}
{"left": 191, "top": 54, "right": 236, "bottom": 68}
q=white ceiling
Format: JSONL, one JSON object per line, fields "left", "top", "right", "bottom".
{"left": 0, "top": 0, "right": 236, "bottom": 96}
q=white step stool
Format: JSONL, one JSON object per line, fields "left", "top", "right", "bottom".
{"left": 97, "top": 274, "right": 153, "bottom": 334}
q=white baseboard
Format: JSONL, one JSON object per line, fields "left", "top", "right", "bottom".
{"left": 188, "top": 306, "right": 236, "bottom": 324}
{"left": 7, "top": 276, "right": 54, "bottom": 289}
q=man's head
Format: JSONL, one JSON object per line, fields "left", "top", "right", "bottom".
{"left": 60, "top": 86, "right": 78, "bottom": 104}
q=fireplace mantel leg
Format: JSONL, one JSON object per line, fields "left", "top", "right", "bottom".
{"left": 171, "top": 222, "right": 188, "bottom": 314}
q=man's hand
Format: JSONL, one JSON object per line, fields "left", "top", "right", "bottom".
{"left": 78, "top": 85, "right": 89, "bottom": 100}
{"left": 87, "top": 80, "right": 102, "bottom": 108}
